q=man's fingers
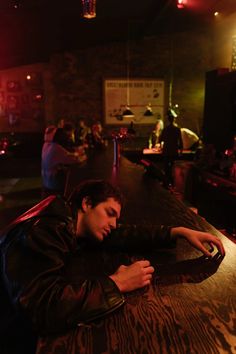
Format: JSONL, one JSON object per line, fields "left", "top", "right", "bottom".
{"left": 211, "top": 238, "right": 225, "bottom": 256}
{"left": 118, "top": 264, "right": 128, "bottom": 271}
{"left": 196, "top": 241, "right": 212, "bottom": 257}
{"left": 205, "top": 237, "right": 225, "bottom": 256}
{"left": 133, "top": 260, "right": 155, "bottom": 272}
{"left": 138, "top": 260, "right": 151, "bottom": 267}
{"left": 209, "top": 242, "right": 214, "bottom": 253}
{"left": 143, "top": 279, "right": 151, "bottom": 286}
{"left": 143, "top": 264, "right": 154, "bottom": 272}
{"left": 145, "top": 273, "right": 153, "bottom": 281}
{"left": 197, "top": 238, "right": 225, "bottom": 258}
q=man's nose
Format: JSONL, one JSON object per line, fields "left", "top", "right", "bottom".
{"left": 109, "top": 218, "right": 117, "bottom": 229}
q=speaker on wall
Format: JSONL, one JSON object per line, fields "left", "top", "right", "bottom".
{"left": 203, "top": 69, "right": 236, "bottom": 152}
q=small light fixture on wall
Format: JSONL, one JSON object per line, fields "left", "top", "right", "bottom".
{"left": 13, "top": 1, "right": 19, "bottom": 9}
{"left": 177, "top": 0, "right": 187, "bottom": 9}
{"left": 82, "top": 0, "right": 96, "bottom": 19}
{"left": 144, "top": 103, "right": 153, "bottom": 116}
{"left": 123, "top": 105, "right": 134, "bottom": 118}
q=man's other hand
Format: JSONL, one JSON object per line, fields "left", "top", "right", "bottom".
{"left": 110, "top": 260, "right": 155, "bottom": 292}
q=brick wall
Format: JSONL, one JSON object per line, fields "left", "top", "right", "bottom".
{"left": 1, "top": 12, "right": 236, "bottom": 140}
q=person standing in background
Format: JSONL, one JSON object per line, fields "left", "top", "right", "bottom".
{"left": 159, "top": 110, "right": 183, "bottom": 187}
{"left": 76, "top": 119, "right": 91, "bottom": 147}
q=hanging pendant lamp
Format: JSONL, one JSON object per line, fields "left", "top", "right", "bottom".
{"left": 123, "top": 105, "right": 134, "bottom": 118}
{"left": 144, "top": 103, "right": 153, "bottom": 116}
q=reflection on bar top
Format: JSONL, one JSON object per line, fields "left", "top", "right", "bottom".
{"left": 143, "top": 148, "right": 195, "bottom": 154}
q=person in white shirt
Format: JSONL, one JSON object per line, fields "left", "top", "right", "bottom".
{"left": 181, "top": 128, "right": 200, "bottom": 150}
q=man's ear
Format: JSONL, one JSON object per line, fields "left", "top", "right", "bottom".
{"left": 81, "top": 197, "right": 92, "bottom": 212}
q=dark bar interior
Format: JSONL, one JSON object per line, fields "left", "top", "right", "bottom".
{"left": 0, "top": 1, "right": 236, "bottom": 353}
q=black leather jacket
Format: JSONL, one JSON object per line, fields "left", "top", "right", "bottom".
{"left": 0, "top": 195, "right": 176, "bottom": 337}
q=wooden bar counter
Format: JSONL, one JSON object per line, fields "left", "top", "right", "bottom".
{"left": 56, "top": 146, "right": 236, "bottom": 354}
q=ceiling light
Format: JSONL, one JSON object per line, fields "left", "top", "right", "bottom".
{"left": 82, "top": 0, "right": 96, "bottom": 19}
{"left": 177, "top": 0, "right": 187, "bottom": 9}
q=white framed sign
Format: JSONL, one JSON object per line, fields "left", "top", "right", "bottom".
{"left": 104, "top": 78, "right": 165, "bottom": 125}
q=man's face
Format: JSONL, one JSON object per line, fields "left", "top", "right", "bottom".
{"left": 76, "top": 197, "right": 121, "bottom": 242}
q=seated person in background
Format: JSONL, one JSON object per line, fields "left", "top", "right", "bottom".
{"left": 57, "top": 118, "right": 66, "bottom": 128}
{"left": 148, "top": 119, "right": 164, "bottom": 149}
{"left": 0, "top": 180, "right": 225, "bottom": 354}
{"left": 62, "top": 121, "right": 88, "bottom": 160}
{"left": 55, "top": 125, "right": 86, "bottom": 160}
{"left": 91, "top": 121, "right": 108, "bottom": 148}
{"left": 76, "top": 118, "right": 91, "bottom": 147}
{"left": 43, "top": 125, "right": 57, "bottom": 143}
{"left": 127, "top": 120, "right": 136, "bottom": 136}
{"left": 41, "top": 127, "right": 86, "bottom": 196}
{"left": 181, "top": 127, "right": 200, "bottom": 150}
{"left": 195, "top": 143, "right": 218, "bottom": 171}
{"left": 62, "top": 121, "right": 77, "bottom": 152}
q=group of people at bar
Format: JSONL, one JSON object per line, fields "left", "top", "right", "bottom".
{"left": 41, "top": 118, "right": 108, "bottom": 196}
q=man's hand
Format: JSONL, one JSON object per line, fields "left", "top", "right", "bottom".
{"left": 110, "top": 260, "right": 155, "bottom": 293}
{"left": 171, "top": 227, "right": 225, "bottom": 257}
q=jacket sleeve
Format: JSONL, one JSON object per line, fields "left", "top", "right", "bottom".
{"left": 54, "top": 144, "right": 79, "bottom": 165}
{"left": 4, "top": 219, "right": 124, "bottom": 335}
{"left": 104, "top": 224, "right": 177, "bottom": 251}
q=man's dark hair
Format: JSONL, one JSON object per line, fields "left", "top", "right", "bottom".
{"left": 167, "top": 109, "right": 177, "bottom": 123}
{"left": 68, "top": 179, "right": 124, "bottom": 216}
{"left": 53, "top": 128, "right": 68, "bottom": 145}
{"left": 63, "top": 122, "right": 75, "bottom": 132}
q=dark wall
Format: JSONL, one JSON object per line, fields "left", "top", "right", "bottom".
{"left": 49, "top": 28, "right": 211, "bottom": 136}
